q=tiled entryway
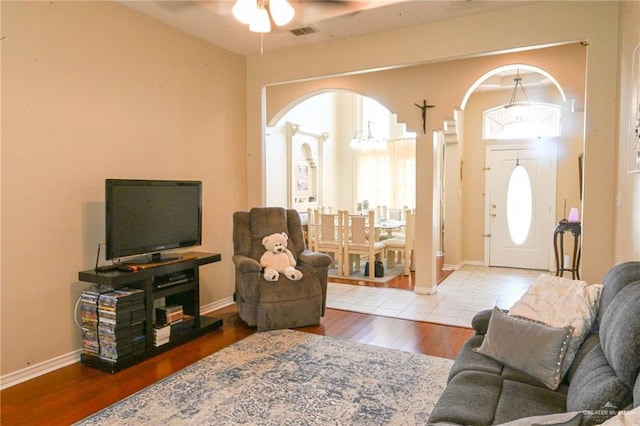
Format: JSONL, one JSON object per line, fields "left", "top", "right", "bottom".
{"left": 326, "top": 265, "right": 544, "bottom": 327}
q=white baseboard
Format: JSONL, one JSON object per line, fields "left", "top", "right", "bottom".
{"left": 443, "top": 263, "right": 462, "bottom": 271}
{"left": 200, "top": 297, "right": 235, "bottom": 315}
{"left": 414, "top": 285, "right": 438, "bottom": 295}
{"left": 1, "top": 349, "right": 81, "bottom": 390}
{"left": 0, "top": 297, "right": 237, "bottom": 390}
{"left": 443, "top": 260, "right": 487, "bottom": 270}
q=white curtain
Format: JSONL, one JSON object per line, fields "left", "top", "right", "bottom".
{"left": 354, "top": 138, "right": 415, "bottom": 209}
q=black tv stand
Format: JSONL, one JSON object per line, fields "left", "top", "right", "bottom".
{"left": 121, "top": 253, "right": 198, "bottom": 270}
{"left": 78, "top": 251, "right": 222, "bottom": 373}
{"left": 149, "top": 252, "right": 181, "bottom": 263}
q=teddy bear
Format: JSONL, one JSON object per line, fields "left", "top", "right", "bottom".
{"left": 260, "top": 232, "right": 303, "bottom": 282}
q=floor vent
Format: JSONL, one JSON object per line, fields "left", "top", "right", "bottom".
{"left": 290, "top": 26, "right": 319, "bottom": 36}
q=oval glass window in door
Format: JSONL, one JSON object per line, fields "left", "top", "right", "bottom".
{"left": 506, "top": 164, "right": 533, "bottom": 245}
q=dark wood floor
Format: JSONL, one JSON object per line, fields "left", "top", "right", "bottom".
{"left": 0, "top": 270, "right": 470, "bottom": 425}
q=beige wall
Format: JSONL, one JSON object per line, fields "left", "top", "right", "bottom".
{"left": 262, "top": 41, "right": 594, "bottom": 290}
{"left": 1, "top": 2, "right": 246, "bottom": 376}
{"left": 247, "top": 1, "right": 620, "bottom": 290}
{"left": 614, "top": 1, "right": 640, "bottom": 262}
{"left": 2, "top": 0, "right": 637, "bottom": 383}
{"left": 266, "top": 44, "right": 586, "bottom": 268}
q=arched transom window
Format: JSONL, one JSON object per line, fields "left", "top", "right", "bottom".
{"left": 483, "top": 102, "right": 561, "bottom": 140}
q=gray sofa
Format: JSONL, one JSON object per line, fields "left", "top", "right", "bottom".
{"left": 429, "top": 261, "right": 640, "bottom": 425}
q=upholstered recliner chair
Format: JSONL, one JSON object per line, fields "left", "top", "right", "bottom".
{"left": 232, "top": 207, "right": 332, "bottom": 331}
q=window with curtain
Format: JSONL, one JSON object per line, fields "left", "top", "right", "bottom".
{"left": 355, "top": 137, "right": 416, "bottom": 209}
{"left": 353, "top": 96, "right": 416, "bottom": 210}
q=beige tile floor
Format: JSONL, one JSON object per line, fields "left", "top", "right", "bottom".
{"left": 326, "top": 265, "right": 546, "bottom": 328}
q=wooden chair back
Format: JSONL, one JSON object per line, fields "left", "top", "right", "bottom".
{"left": 342, "top": 210, "right": 385, "bottom": 278}
{"left": 312, "top": 209, "right": 344, "bottom": 275}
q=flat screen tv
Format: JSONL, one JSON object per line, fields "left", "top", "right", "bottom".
{"left": 105, "top": 179, "right": 202, "bottom": 262}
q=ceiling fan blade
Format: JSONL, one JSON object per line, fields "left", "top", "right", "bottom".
{"left": 152, "top": 1, "right": 234, "bottom": 15}
{"left": 151, "top": 0, "right": 201, "bottom": 13}
{"left": 294, "top": 0, "right": 406, "bottom": 24}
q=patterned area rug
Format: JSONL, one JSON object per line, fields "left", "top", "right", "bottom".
{"left": 76, "top": 330, "right": 453, "bottom": 425}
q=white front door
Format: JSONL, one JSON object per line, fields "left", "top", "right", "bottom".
{"left": 485, "top": 144, "right": 556, "bottom": 270}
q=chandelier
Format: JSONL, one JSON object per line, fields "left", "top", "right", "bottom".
{"left": 351, "top": 121, "right": 387, "bottom": 151}
{"left": 503, "top": 69, "right": 530, "bottom": 120}
{"left": 232, "top": 0, "right": 295, "bottom": 33}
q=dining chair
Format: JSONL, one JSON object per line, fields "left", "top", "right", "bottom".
{"left": 307, "top": 207, "right": 335, "bottom": 248}
{"left": 312, "top": 208, "right": 345, "bottom": 276}
{"left": 342, "top": 209, "right": 386, "bottom": 279}
{"left": 387, "top": 208, "right": 404, "bottom": 221}
{"left": 306, "top": 208, "right": 316, "bottom": 250}
{"left": 382, "top": 209, "right": 416, "bottom": 276}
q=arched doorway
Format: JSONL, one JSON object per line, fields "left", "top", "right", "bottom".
{"left": 441, "top": 65, "right": 583, "bottom": 271}
{"left": 265, "top": 91, "right": 416, "bottom": 216}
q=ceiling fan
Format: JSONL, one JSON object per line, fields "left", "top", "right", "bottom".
{"left": 152, "top": 1, "right": 405, "bottom": 31}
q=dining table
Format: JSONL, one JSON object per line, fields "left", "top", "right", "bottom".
{"left": 374, "top": 219, "right": 405, "bottom": 240}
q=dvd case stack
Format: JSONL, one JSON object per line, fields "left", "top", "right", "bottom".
{"left": 118, "top": 288, "right": 146, "bottom": 355}
{"left": 153, "top": 324, "right": 171, "bottom": 347}
{"left": 96, "top": 287, "right": 146, "bottom": 363}
{"left": 153, "top": 304, "right": 183, "bottom": 347}
{"left": 171, "top": 314, "right": 195, "bottom": 338}
{"left": 80, "top": 290, "right": 100, "bottom": 357}
{"left": 155, "top": 305, "right": 183, "bottom": 325}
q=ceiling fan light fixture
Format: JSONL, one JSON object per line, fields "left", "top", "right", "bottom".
{"left": 249, "top": 5, "right": 271, "bottom": 33}
{"left": 269, "top": 0, "right": 295, "bottom": 26}
{"left": 232, "top": 0, "right": 257, "bottom": 25}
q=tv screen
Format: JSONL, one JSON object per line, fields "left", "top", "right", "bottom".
{"left": 105, "top": 179, "right": 202, "bottom": 262}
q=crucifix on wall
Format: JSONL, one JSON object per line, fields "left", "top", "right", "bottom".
{"left": 414, "top": 99, "right": 435, "bottom": 134}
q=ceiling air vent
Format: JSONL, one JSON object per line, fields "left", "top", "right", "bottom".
{"left": 290, "top": 26, "right": 319, "bottom": 36}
